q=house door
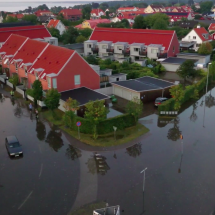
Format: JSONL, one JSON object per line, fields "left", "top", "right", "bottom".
{"left": 5, "top": 68, "right": 10, "bottom": 78}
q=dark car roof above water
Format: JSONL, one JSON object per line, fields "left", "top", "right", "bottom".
{"left": 6, "top": 136, "right": 18, "bottom": 144}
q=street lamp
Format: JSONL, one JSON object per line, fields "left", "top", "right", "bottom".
{"left": 206, "top": 63, "right": 212, "bottom": 94}
{"left": 140, "top": 167, "right": 147, "bottom": 192}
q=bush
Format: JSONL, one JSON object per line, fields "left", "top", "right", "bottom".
{"left": 26, "top": 89, "right": 34, "bottom": 97}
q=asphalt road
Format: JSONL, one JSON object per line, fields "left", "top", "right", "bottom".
{"left": 1, "top": 86, "right": 215, "bottom": 215}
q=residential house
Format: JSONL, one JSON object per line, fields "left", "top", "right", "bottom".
{"left": 181, "top": 26, "right": 212, "bottom": 51}
{"left": 37, "top": 15, "right": 53, "bottom": 24}
{"left": 0, "top": 21, "right": 35, "bottom": 28}
{"left": 165, "top": 12, "right": 193, "bottom": 23}
{"left": 0, "top": 13, "right": 4, "bottom": 23}
{"left": 75, "top": 19, "right": 110, "bottom": 29}
{"left": 47, "top": 19, "right": 66, "bottom": 35}
{"left": 7, "top": 13, "right": 24, "bottom": 20}
{"left": 208, "top": 23, "right": 215, "bottom": 32}
{"left": 0, "top": 34, "right": 100, "bottom": 92}
{"left": 59, "top": 9, "right": 82, "bottom": 21}
{"left": 144, "top": 5, "right": 166, "bottom": 13}
{"left": 177, "top": 20, "right": 198, "bottom": 29}
{"left": 117, "top": 6, "right": 139, "bottom": 12}
{"left": 34, "top": 10, "right": 53, "bottom": 17}
{"left": 84, "top": 28, "right": 179, "bottom": 63}
{"left": 90, "top": 9, "right": 105, "bottom": 19}
{"left": 0, "top": 25, "right": 54, "bottom": 47}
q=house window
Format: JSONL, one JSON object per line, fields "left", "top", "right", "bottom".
{"left": 47, "top": 77, "right": 51, "bottom": 88}
{"left": 35, "top": 72, "right": 38, "bottom": 78}
{"left": 74, "top": 75, "right": 80, "bottom": 85}
{"left": 117, "top": 46, "right": 122, "bottom": 51}
{"left": 193, "top": 36, "right": 196, "bottom": 39}
{"left": 151, "top": 49, "right": 157, "bottom": 54}
{"left": 134, "top": 48, "right": 139, "bottom": 52}
{"left": 15, "top": 63, "right": 18, "bottom": 71}
{"left": 25, "top": 67, "right": 27, "bottom": 76}
{"left": 102, "top": 45, "right": 107, "bottom": 49}
{"left": 52, "top": 78, "right": 57, "bottom": 88}
{"left": 87, "top": 44, "right": 92, "bottom": 48}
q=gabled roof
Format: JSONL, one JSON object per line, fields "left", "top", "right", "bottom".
{"left": 7, "top": 14, "right": 24, "bottom": 19}
{"left": 47, "top": 19, "right": 60, "bottom": 28}
{"left": 91, "top": 9, "right": 104, "bottom": 16}
{"left": 11, "top": 37, "right": 48, "bottom": 66}
{"left": 59, "top": 9, "right": 82, "bottom": 16}
{"left": 0, "top": 25, "right": 51, "bottom": 43}
{"left": 118, "top": 6, "right": 137, "bottom": 11}
{"left": 0, "top": 34, "right": 27, "bottom": 56}
{"left": 208, "top": 23, "right": 215, "bottom": 31}
{"left": 0, "top": 21, "right": 35, "bottom": 28}
{"left": 178, "top": 20, "right": 198, "bottom": 28}
{"left": 29, "top": 45, "right": 75, "bottom": 79}
{"left": 90, "top": 28, "right": 176, "bottom": 52}
{"left": 193, "top": 27, "right": 211, "bottom": 41}
{"left": 34, "top": 10, "right": 52, "bottom": 16}
{"left": 75, "top": 19, "right": 111, "bottom": 29}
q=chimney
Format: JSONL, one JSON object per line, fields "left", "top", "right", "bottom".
{"left": 197, "top": 25, "right": 201, "bottom": 28}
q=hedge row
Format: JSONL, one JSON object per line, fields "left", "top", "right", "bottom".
{"left": 158, "top": 76, "right": 209, "bottom": 112}
{"left": 64, "top": 113, "right": 136, "bottom": 135}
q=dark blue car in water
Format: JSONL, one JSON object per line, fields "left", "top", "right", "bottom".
{"left": 5, "top": 136, "right": 23, "bottom": 157}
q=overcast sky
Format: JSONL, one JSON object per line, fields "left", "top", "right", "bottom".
{"left": 0, "top": 0, "right": 102, "bottom": 1}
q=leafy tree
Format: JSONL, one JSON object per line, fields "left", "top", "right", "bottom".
{"left": 99, "top": 2, "right": 109, "bottom": 11}
{"left": 92, "top": 2, "right": 100, "bottom": 9}
{"left": 125, "top": 96, "right": 143, "bottom": 124}
{"left": 170, "top": 26, "right": 190, "bottom": 39}
{"left": 44, "top": 88, "right": 60, "bottom": 114}
{"left": 105, "top": 11, "right": 110, "bottom": 19}
{"left": 78, "top": 28, "right": 92, "bottom": 38}
{"left": 37, "top": 4, "right": 49, "bottom": 10}
{"left": 194, "top": 14, "right": 202, "bottom": 20}
{"left": 22, "top": 14, "right": 37, "bottom": 24}
{"left": 145, "top": 13, "right": 169, "bottom": 28}
{"left": 188, "top": 0, "right": 194, "bottom": 6}
{"left": 76, "top": 35, "right": 87, "bottom": 43}
{"left": 121, "top": 19, "right": 130, "bottom": 28}
{"left": 176, "top": 60, "right": 196, "bottom": 85}
{"left": 153, "top": 19, "right": 167, "bottom": 30}
{"left": 133, "top": 15, "right": 146, "bottom": 29}
{"left": 84, "top": 100, "right": 108, "bottom": 139}
{"left": 169, "top": 84, "right": 185, "bottom": 110}
{"left": 84, "top": 55, "right": 99, "bottom": 65}
{"left": 9, "top": 75, "right": 19, "bottom": 89}
{"left": 48, "top": 27, "right": 61, "bottom": 39}
{"left": 61, "top": 26, "right": 79, "bottom": 44}
{"left": 32, "top": 80, "right": 43, "bottom": 106}
{"left": 82, "top": 4, "right": 92, "bottom": 19}
{"left": 198, "top": 42, "right": 213, "bottom": 55}
{"left": 210, "top": 40, "right": 215, "bottom": 49}
{"left": 200, "top": 1, "right": 213, "bottom": 13}
{"left": 3, "top": 16, "right": 18, "bottom": 23}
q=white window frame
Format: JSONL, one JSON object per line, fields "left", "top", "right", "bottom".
{"left": 193, "top": 36, "right": 196, "bottom": 39}
{"left": 15, "top": 63, "right": 18, "bottom": 71}
{"left": 87, "top": 44, "right": 92, "bottom": 48}
{"left": 74, "top": 75, "right": 80, "bottom": 85}
{"left": 134, "top": 48, "right": 139, "bottom": 52}
{"left": 52, "top": 78, "right": 57, "bottom": 89}
{"left": 151, "top": 49, "right": 157, "bottom": 54}
{"left": 25, "top": 67, "right": 28, "bottom": 76}
{"left": 102, "top": 45, "right": 107, "bottom": 49}
{"left": 47, "top": 77, "right": 51, "bottom": 88}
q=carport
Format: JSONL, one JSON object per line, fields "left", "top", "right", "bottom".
{"left": 111, "top": 76, "right": 175, "bottom": 102}
{"left": 160, "top": 57, "right": 187, "bottom": 72}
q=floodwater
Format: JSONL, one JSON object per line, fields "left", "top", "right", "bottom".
{"left": 1, "top": 86, "right": 215, "bottom": 215}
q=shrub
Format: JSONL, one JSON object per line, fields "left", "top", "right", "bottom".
{"left": 26, "top": 89, "right": 34, "bottom": 97}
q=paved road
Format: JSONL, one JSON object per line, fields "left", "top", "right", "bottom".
{"left": 1, "top": 87, "right": 215, "bottom": 215}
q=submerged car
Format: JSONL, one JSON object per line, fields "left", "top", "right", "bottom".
{"left": 154, "top": 97, "right": 169, "bottom": 106}
{"left": 5, "top": 136, "right": 23, "bottom": 157}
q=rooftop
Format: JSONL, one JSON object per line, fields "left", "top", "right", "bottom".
{"left": 112, "top": 76, "right": 174, "bottom": 92}
{"left": 0, "top": 21, "right": 35, "bottom": 28}
{"left": 60, "top": 87, "right": 109, "bottom": 106}
{"left": 177, "top": 52, "right": 210, "bottom": 57}
{"left": 161, "top": 57, "right": 187, "bottom": 64}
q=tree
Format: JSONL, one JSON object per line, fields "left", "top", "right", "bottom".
{"left": 194, "top": 14, "right": 202, "bottom": 20}
{"left": 22, "top": 14, "right": 37, "bottom": 24}
{"left": 133, "top": 15, "right": 146, "bottom": 29}
{"left": 176, "top": 60, "right": 196, "bottom": 85}
{"left": 78, "top": 28, "right": 92, "bottom": 38}
{"left": 200, "top": 1, "right": 213, "bottom": 13}
{"left": 76, "top": 35, "right": 87, "bottom": 43}
{"left": 48, "top": 27, "right": 61, "bottom": 39}
{"left": 84, "top": 55, "right": 99, "bottom": 65}
{"left": 125, "top": 96, "right": 143, "bottom": 124}
{"left": 121, "top": 19, "right": 130, "bottom": 28}
{"left": 145, "top": 13, "right": 169, "bottom": 28}
{"left": 153, "top": 19, "right": 167, "bottom": 30}
{"left": 61, "top": 26, "right": 79, "bottom": 44}
{"left": 32, "top": 80, "right": 43, "bottom": 106}
{"left": 82, "top": 4, "right": 92, "bottom": 19}
{"left": 99, "top": 2, "right": 109, "bottom": 11}
{"left": 3, "top": 16, "right": 18, "bottom": 23}
{"left": 84, "top": 100, "right": 108, "bottom": 139}
{"left": 44, "top": 88, "right": 60, "bottom": 114}
{"left": 92, "top": 2, "right": 100, "bottom": 9}
{"left": 169, "top": 84, "right": 185, "bottom": 110}
{"left": 9, "top": 75, "right": 19, "bottom": 90}
{"left": 198, "top": 42, "right": 213, "bottom": 55}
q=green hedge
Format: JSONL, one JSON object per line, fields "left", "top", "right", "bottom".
{"left": 158, "top": 76, "right": 209, "bottom": 113}
{"left": 64, "top": 113, "right": 136, "bottom": 135}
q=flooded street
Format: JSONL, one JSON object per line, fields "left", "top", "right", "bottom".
{"left": 1, "top": 87, "right": 215, "bottom": 215}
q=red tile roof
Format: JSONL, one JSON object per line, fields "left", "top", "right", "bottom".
{"left": 59, "top": 9, "right": 82, "bottom": 17}
{"left": 29, "top": 45, "right": 75, "bottom": 79}
{"left": 34, "top": 10, "right": 52, "bottom": 16}
{"left": 90, "top": 28, "right": 175, "bottom": 52}
{"left": 0, "top": 34, "right": 27, "bottom": 57}
{"left": 208, "top": 23, "right": 215, "bottom": 31}
{"left": 118, "top": 7, "right": 137, "bottom": 11}
{"left": 193, "top": 27, "right": 211, "bottom": 41}
{"left": 8, "top": 14, "right": 24, "bottom": 19}
{"left": 47, "top": 19, "right": 60, "bottom": 28}
{"left": 11, "top": 37, "right": 48, "bottom": 66}
{"left": 0, "top": 25, "right": 51, "bottom": 43}
{"left": 91, "top": 9, "right": 104, "bottom": 16}
{"left": 75, "top": 19, "right": 111, "bottom": 29}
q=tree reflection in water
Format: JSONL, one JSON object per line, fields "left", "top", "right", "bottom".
{"left": 205, "top": 90, "right": 215, "bottom": 108}
{"left": 190, "top": 102, "right": 198, "bottom": 122}
{"left": 45, "top": 125, "right": 63, "bottom": 152}
{"left": 167, "top": 117, "right": 181, "bottom": 141}
{"left": 126, "top": 142, "right": 142, "bottom": 158}
{"left": 36, "top": 120, "right": 46, "bottom": 141}
{"left": 14, "top": 100, "right": 23, "bottom": 118}
{"left": 0, "top": 94, "right": 5, "bottom": 103}
{"left": 65, "top": 145, "right": 82, "bottom": 160}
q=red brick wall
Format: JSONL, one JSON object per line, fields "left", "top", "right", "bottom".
{"left": 27, "top": 73, "right": 36, "bottom": 88}
{"left": 167, "top": 32, "right": 180, "bottom": 57}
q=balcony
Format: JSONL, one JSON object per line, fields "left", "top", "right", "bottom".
{"left": 157, "top": 52, "right": 167, "bottom": 59}
{"left": 91, "top": 47, "right": 99, "bottom": 53}
{"left": 122, "top": 50, "right": 130, "bottom": 56}
{"left": 100, "top": 75, "right": 109, "bottom": 83}
{"left": 106, "top": 48, "right": 114, "bottom": 53}
{"left": 139, "top": 50, "right": 147, "bottom": 56}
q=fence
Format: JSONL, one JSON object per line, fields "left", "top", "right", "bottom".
{"left": 6, "top": 80, "right": 13, "bottom": 88}
{"left": 58, "top": 99, "right": 66, "bottom": 112}
{"left": 95, "top": 87, "right": 113, "bottom": 95}
{"left": 0, "top": 75, "right": 6, "bottom": 83}
{"left": 16, "top": 85, "right": 25, "bottom": 98}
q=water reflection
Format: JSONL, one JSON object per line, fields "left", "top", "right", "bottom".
{"left": 10, "top": 97, "right": 15, "bottom": 106}
{"left": 167, "top": 117, "right": 181, "bottom": 141}
{"left": 190, "top": 102, "right": 198, "bottom": 122}
{"left": 86, "top": 153, "right": 110, "bottom": 175}
{"left": 205, "top": 89, "right": 215, "bottom": 108}
{"left": 65, "top": 145, "right": 82, "bottom": 160}
{"left": 36, "top": 120, "right": 46, "bottom": 141}
{"left": 126, "top": 143, "right": 142, "bottom": 158}
{"left": 157, "top": 117, "right": 173, "bottom": 128}
{"left": 0, "top": 93, "right": 5, "bottom": 103}
{"left": 14, "top": 100, "right": 23, "bottom": 118}
{"left": 45, "top": 125, "right": 63, "bottom": 152}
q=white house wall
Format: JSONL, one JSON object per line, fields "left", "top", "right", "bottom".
{"left": 113, "top": 85, "right": 140, "bottom": 100}
{"left": 160, "top": 63, "right": 180, "bottom": 72}
{"left": 56, "top": 21, "right": 66, "bottom": 35}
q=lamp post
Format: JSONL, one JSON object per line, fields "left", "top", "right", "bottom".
{"left": 140, "top": 167, "right": 147, "bottom": 192}
{"left": 206, "top": 63, "right": 212, "bottom": 94}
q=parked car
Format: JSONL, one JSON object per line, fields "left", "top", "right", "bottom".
{"left": 5, "top": 136, "right": 23, "bottom": 157}
{"left": 154, "top": 97, "right": 169, "bottom": 107}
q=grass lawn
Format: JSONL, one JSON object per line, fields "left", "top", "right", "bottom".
{"left": 42, "top": 110, "right": 149, "bottom": 147}
{"left": 70, "top": 202, "right": 106, "bottom": 215}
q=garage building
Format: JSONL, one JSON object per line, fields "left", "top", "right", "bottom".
{"left": 160, "top": 57, "right": 187, "bottom": 72}
{"left": 112, "top": 76, "right": 174, "bottom": 102}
